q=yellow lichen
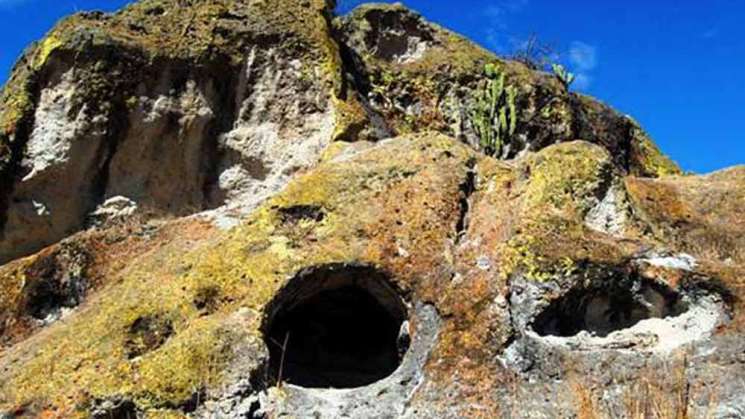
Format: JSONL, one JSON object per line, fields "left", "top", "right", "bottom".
{"left": 34, "top": 35, "right": 62, "bottom": 69}
{"left": 331, "top": 95, "right": 370, "bottom": 142}
{"left": 629, "top": 128, "right": 681, "bottom": 177}
{"left": 523, "top": 141, "right": 611, "bottom": 214}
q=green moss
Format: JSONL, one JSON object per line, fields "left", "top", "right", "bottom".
{"left": 499, "top": 234, "right": 553, "bottom": 281}
{"left": 133, "top": 314, "right": 254, "bottom": 409}
{"left": 484, "top": 141, "right": 628, "bottom": 281}
{"left": 0, "top": 53, "right": 36, "bottom": 141}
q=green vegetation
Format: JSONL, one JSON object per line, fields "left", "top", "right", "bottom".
{"left": 551, "top": 63, "right": 575, "bottom": 89}
{"left": 469, "top": 63, "right": 518, "bottom": 157}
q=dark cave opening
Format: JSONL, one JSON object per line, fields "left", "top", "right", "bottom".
{"left": 264, "top": 265, "right": 408, "bottom": 389}
{"left": 25, "top": 275, "right": 86, "bottom": 322}
{"left": 532, "top": 279, "right": 687, "bottom": 338}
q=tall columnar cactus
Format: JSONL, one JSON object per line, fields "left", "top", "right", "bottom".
{"left": 469, "top": 63, "right": 518, "bottom": 157}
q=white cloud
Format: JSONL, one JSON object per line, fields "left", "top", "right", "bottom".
{"left": 484, "top": 5, "right": 508, "bottom": 32}
{"left": 484, "top": 28, "right": 505, "bottom": 52}
{"left": 484, "top": 0, "right": 528, "bottom": 19}
{"left": 569, "top": 41, "right": 597, "bottom": 71}
{"left": 568, "top": 41, "right": 597, "bottom": 90}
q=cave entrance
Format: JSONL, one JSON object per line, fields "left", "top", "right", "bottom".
{"left": 532, "top": 278, "right": 687, "bottom": 338}
{"left": 263, "top": 265, "right": 409, "bottom": 389}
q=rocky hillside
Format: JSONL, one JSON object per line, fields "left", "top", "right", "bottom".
{"left": 0, "top": 1, "right": 742, "bottom": 417}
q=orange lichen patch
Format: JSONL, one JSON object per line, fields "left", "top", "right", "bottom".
{"left": 693, "top": 261, "right": 745, "bottom": 333}
{"left": 361, "top": 152, "right": 472, "bottom": 297}
{"left": 84, "top": 216, "right": 216, "bottom": 283}
{"left": 636, "top": 264, "right": 687, "bottom": 289}
{"left": 626, "top": 166, "right": 745, "bottom": 265}
{"left": 418, "top": 338, "right": 512, "bottom": 417}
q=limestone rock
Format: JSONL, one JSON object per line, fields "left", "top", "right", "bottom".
{"left": 0, "top": 0, "right": 343, "bottom": 262}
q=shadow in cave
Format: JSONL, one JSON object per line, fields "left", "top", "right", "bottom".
{"left": 532, "top": 278, "right": 687, "bottom": 338}
{"left": 264, "top": 265, "right": 408, "bottom": 389}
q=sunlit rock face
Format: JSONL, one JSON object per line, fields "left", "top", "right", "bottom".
{"left": 0, "top": 1, "right": 742, "bottom": 418}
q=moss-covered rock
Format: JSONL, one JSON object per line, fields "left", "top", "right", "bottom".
{"left": 335, "top": 4, "right": 680, "bottom": 175}
{"left": 0, "top": 132, "right": 739, "bottom": 417}
{"left": 0, "top": 133, "right": 474, "bottom": 415}
{"left": 0, "top": 0, "right": 350, "bottom": 264}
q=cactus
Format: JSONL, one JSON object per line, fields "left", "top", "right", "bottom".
{"left": 551, "top": 63, "right": 575, "bottom": 89}
{"left": 469, "top": 64, "right": 518, "bottom": 158}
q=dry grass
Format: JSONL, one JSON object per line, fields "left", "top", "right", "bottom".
{"left": 622, "top": 355, "right": 691, "bottom": 419}
{"left": 566, "top": 354, "right": 723, "bottom": 419}
{"left": 623, "top": 379, "right": 688, "bottom": 419}
{"left": 571, "top": 380, "right": 603, "bottom": 419}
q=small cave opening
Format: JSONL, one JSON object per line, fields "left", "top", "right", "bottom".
{"left": 532, "top": 278, "right": 688, "bottom": 338}
{"left": 24, "top": 276, "right": 86, "bottom": 323}
{"left": 263, "top": 264, "right": 409, "bottom": 389}
{"left": 361, "top": 10, "right": 434, "bottom": 62}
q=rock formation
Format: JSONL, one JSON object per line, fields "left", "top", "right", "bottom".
{"left": 0, "top": 1, "right": 742, "bottom": 417}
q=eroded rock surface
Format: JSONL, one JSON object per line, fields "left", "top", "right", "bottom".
{"left": 0, "top": 0, "right": 342, "bottom": 262}
{"left": 0, "top": 1, "right": 742, "bottom": 418}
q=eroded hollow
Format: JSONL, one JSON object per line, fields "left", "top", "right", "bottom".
{"left": 263, "top": 264, "right": 409, "bottom": 389}
{"left": 533, "top": 278, "right": 687, "bottom": 338}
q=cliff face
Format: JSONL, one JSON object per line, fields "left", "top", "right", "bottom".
{"left": 0, "top": 1, "right": 741, "bottom": 418}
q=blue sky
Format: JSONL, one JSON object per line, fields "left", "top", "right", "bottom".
{"left": 1, "top": 0, "right": 744, "bottom": 173}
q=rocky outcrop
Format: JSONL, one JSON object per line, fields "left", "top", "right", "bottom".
{"left": 0, "top": 0, "right": 681, "bottom": 264}
{"left": 0, "top": 1, "right": 741, "bottom": 418}
{"left": 333, "top": 3, "right": 679, "bottom": 176}
{"left": 0, "top": 0, "right": 342, "bottom": 262}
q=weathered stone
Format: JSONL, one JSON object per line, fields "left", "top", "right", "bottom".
{"left": 0, "top": 0, "right": 345, "bottom": 263}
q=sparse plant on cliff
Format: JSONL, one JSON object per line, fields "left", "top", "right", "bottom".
{"left": 469, "top": 63, "right": 518, "bottom": 158}
{"left": 552, "top": 63, "right": 575, "bottom": 89}
{"left": 512, "top": 34, "right": 557, "bottom": 71}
